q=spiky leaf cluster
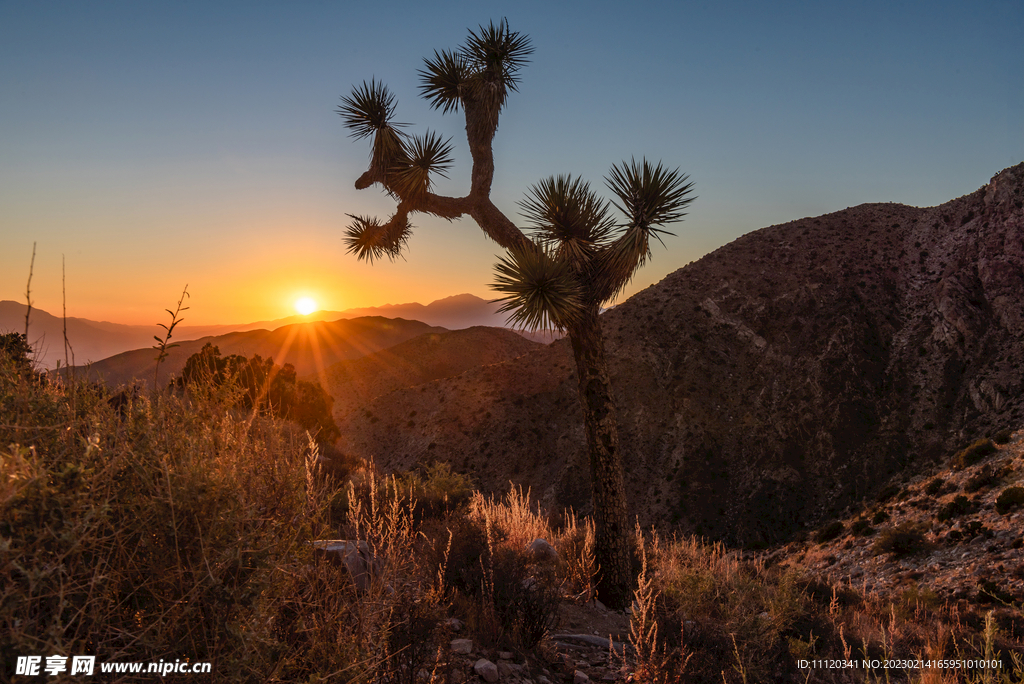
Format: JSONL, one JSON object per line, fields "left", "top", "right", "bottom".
{"left": 337, "top": 80, "right": 411, "bottom": 174}
{"left": 492, "top": 244, "right": 582, "bottom": 331}
{"left": 493, "top": 159, "right": 695, "bottom": 329}
{"left": 338, "top": 79, "right": 455, "bottom": 210}
{"left": 597, "top": 159, "right": 696, "bottom": 300}
{"left": 337, "top": 79, "right": 397, "bottom": 139}
{"left": 388, "top": 131, "right": 454, "bottom": 201}
{"left": 418, "top": 19, "right": 532, "bottom": 117}
{"left": 519, "top": 175, "right": 614, "bottom": 267}
{"left": 343, "top": 212, "right": 412, "bottom": 263}
{"left": 606, "top": 158, "right": 695, "bottom": 237}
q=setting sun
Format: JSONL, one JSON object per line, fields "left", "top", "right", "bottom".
{"left": 295, "top": 297, "right": 317, "bottom": 315}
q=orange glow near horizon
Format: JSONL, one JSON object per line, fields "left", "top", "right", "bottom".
{"left": 295, "top": 297, "right": 317, "bottom": 315}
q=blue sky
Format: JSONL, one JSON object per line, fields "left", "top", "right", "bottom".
{"left": 2, "top": 0, "right": 1021, "bottom": 324}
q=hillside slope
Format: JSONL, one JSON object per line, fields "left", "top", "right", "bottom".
{"left": 78, "top": 317, "right": 446, "bottom": 388}
{"left": 319, "top": 326, "right": 543, "bottom": 421}
{"left": 334, "top": 163, "right": 1024, "bottom": 546}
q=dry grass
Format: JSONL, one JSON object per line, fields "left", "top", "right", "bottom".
{"left": 2, "top": 349, "right": 1021, "bottom": 682}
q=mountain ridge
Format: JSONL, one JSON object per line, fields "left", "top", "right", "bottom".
{"left": 0, "top": 294, "right": 522, "bottom": 369}
{"left": 73, "top": 316, "right": 448, "bottom": 389}
{"left": 332, "top": 162, "right": 1024, "bottom": 546}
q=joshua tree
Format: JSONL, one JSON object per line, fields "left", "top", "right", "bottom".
{"left": 337, "top": 20, "right": 694, "bottom": 608}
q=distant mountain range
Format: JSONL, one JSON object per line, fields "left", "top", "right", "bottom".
{"left": 0, "top": 294, "right": 552, "bottom": 369}
{"left": 72, "top": 317, "right": 448, "bottom": 389}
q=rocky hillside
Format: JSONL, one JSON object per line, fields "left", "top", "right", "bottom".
{"left": 334, "top": 163, "right": 1024, "bottom": 547}
{"left": 776, "top": 428, "right": 1024, "bottom": 608}
{"left": 78, "top": 317, "right": 445, "bottom": 388}
{"left": 318, "top": 326, "right": 542, "bottom": 421}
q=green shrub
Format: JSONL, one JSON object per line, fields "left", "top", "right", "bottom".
{"left": 925, "top": 477, "right": 945, "bottom": 496}
{"left": 871, "top": 509, "right": 890, "bottom": 525}
{"left": 951, "top": 438, "right": 997, "bottom": 470}
{"left": 873, "top": 522, "right": 929, "bottom": 557}
{"left": 995, "top": 486, "right": 1024, "bottom": 515}
{"left": 178, "top": 344, "right": 341, "bottom": 442}
{"left": 396, "top": 461, "right": 475, "bottom": 520}
{"left": 0, "top": 332, "right": 33, "bottom": 371}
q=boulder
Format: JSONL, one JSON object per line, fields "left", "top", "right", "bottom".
{"left": 474, "top": 658, "right": 499, "bottom": 683}
{"left": 310, "top": 540, "right": 380, "bottom": 592}
{"left": 527, "top": 538, "right": 558, "bottom": 562}
{"left": 450, "top": 638, "right": 473, "bottom": 655}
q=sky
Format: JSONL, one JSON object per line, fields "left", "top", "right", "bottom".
{"left": 2, "top": 0, "right": 1022, "bottom": 326}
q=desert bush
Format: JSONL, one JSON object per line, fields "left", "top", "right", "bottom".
{"left": 873, "top": 522, "right": 930, "bottom": 557}
{"left": 317, "top": 442, "right": 366, "bottom": 482}
{"left": 996, "top": 486, "right": 1024, "bottom": 515}
{"left": 993, "top": 428, "right": 1014, "bottom": 445}
{"left": 652, "top": 535, "right": 810, "bottom": 682}
{"left": 925, "top": 477, "right": 945, "bottom": 495}
{"left": 397, "top": 461, "right": 475, "bottom": 520}
{"left": 488, "top": 547, "right": 560, "bottom": 649}
{"left": 815, "top": 520, "right": 844, "bottom": 543}
{"left": 876, "top": 483, "right": 902, "bottom": 502}
{"left": 0, "top": 350, "right": 461, "bottom": 682}
{"left": 0, "top": 332, "right": 33, "bottom": 371}
{"left": 965, "top": 463, "right": 1009, "bottom": 493}
{"left": 0, "top": 352, "right": 312, "bottom": 679}
{"left": 425, "top": 513, "right": 490, "bottom": 596}
{"left": 850, "top": 518, "right": 875, "bottom": 536}
{"left": 468, "top": 484, "right": 551, "bottom": 549}
{"left": 558, "top": 510, "right": 597, "bottom": 602}
{"left": 951, "top": 438, "right": 997, "bottom": 470}
{"left": 177, "top": 343, "right": 341, "bottom": 443}
{"left": 938, "top": 494, "right": 975, "bottom": 521}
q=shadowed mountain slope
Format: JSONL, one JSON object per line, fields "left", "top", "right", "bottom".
{"left": 334, "top": 163, "right": 1024, "bottom": 546}
{"left": 78, "top": 317, "right": 446, "bottom": 388}
{"left": 319, "top": 327, "right": 543, "bottom": 421}
{"left": 0, "top": 303, "right": 157, "bottom": 369}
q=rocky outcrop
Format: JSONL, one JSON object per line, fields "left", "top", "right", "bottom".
{"left": 336, "top": 164, "right": 1024, "bottom": 546}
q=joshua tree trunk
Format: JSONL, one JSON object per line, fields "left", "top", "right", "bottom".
{"left": 567, "top": 305, "right": 632, "bottom": 609}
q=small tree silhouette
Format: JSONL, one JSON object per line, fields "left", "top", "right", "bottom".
{"left": 337, "top": 20, "right": 694, "bottom": 608}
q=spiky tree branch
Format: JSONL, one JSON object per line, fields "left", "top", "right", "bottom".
{"left": 341, "top": 19, "right": 533, "bottom": 259}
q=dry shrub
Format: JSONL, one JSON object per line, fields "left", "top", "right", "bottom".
{"left": 1, "top": 355, "right": 310, "bottom": 679}
{"left": 873, "top": 522, "right": 930, "bottom": 557}
{"left": 0, "top": 354, "right": 453, "bottom": 682}
{"left": 468, "top": 483, "right": 551, "bottom": 548}
{"left": 952, "top": 439, "right": 998, "bottom": 471}
{"left": 559, "top": 510, "right": 598, "bottom": 602}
